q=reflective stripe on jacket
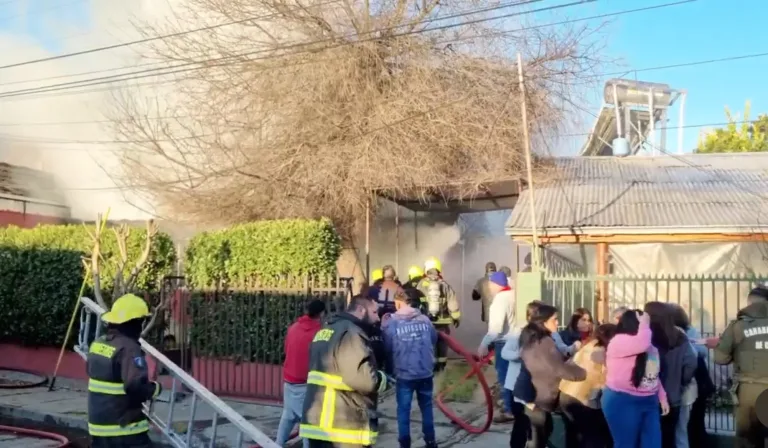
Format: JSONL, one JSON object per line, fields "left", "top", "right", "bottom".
{"left": 300, "top": 312, "right": 387, "bottom": 445}
{"left": 86, "top": 330, "right": 159, "bottom": 437}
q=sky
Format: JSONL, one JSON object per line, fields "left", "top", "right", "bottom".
{"left": 577, "top": 0, "right": 768, "bottom": 154}
{"left": 0, "top": 0, "right": 764, "bottom": 218}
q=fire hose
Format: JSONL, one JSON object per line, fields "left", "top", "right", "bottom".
{"left": 434, "top": 331, "right": 494, "bottom": 434}
{"left": 0, "top": 425, "right": 71, "bottom": 447}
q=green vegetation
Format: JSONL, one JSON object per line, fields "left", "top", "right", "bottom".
{"left": 189, "top": 291, "right": 342, "bottom": 363}
{"left": 185, "top": 219, "right": 342, "bottom": 289}
{"left": 0, "top": 224, "right": 175, "bottom": 347}
{"left": 436, "top": 362, "right": 478, "bottom": 402}
{"left": 696, "top": 101, "right": 768, "bottom": 153}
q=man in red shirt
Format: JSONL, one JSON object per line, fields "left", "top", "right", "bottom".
{"left": 276, "top": 300, "right": 327, "bottom": 447}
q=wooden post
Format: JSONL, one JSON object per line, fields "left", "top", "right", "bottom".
{"left": 516, "top": 52, "right": 540, "bottom": 271}
{"left": 365, "top": 198, "right": 371, "bottom": 281}
{"left": 395, "top": 206, "right": 400, "bottom": 274}
{"left": 597, "top": 242, "right": 609, "bottom": 322}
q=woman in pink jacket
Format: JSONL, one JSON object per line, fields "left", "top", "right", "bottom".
{"left": 602, "top": 310, "right": 670, "bottom": 448}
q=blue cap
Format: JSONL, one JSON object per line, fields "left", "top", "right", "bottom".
{"left": 489, "top": 271, "right": 508, "bottom": 287}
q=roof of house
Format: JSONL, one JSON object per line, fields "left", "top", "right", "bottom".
{"left": 505, "top": 153, "right": 768, "bottom": 236}
{"left": 0, "top": 163, "right": 66, "bottom": 206}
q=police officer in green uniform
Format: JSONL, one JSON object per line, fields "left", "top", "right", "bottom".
{"left": 709, "top": 285, "right": 768, "bottom": 448}
{"left": 87, "top": 294, "right": 162, "bottom": 448}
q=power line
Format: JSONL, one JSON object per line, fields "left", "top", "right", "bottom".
{"left": 0, "top": 0, "right": 346, "bottom": 71}
{"left": 0, "top": 0, "right": 691, "bottom": 100}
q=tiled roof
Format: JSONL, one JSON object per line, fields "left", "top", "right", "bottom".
{"left": 505, "top": 153, "right": 768, "bottom": 234}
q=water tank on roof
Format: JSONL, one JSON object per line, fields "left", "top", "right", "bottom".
{"left": 603, "top": 79, "right": 673, "bottom": 107}
{"left": 612, "top": 137, "right": 630, "bottom": 156}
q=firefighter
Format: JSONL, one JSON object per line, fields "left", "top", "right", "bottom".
{"left": 707, "top": 286, "right": 768, "bottom": 448}
{"left": 370, "top": 268, "right": 384, "bottom": 287}
{"left": 403, "top": 265, "right": 424, "bottom": 290}
{"left": 416, "top": 257, "right": 460, "bottom": 372}
{"left": 87, "top": 294, "right": 162, "bottom": 448}
{"left": 300, "top": 295, "right": 393, "bottom": 448}
{"left": 403, "top": 266, "right": 426, "bottom": 313}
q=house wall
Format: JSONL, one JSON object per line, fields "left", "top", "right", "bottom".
{"left": 0, "top": 196, "right": 69, "bottom": 227}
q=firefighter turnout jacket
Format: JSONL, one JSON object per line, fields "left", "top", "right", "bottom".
{"left": 87, "top": 330, "right": 160, "bottom": 439}
{"left": 416, "top": 276, "right": 461, "bottom": 325}
{"left": 300, "top": 312, "right": 389, "bottom": 446}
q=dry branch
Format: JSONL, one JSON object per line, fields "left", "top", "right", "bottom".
{"left": 110, "top": 0, "right": 611, "bottom": 236}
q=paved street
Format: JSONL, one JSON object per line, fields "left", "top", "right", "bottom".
{"left": 0, "top": 377, "right": 519, "bottom": 447}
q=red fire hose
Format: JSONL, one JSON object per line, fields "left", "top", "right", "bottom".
{"left": 434, "top": 331, "right": 494, "bottom": 434}
{"left": 0, "top": 425, "right": 71, "bottom": 447}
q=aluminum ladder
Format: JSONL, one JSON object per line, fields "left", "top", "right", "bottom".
{"left": 75, "top": 296, "right": 280, "bottom": 448}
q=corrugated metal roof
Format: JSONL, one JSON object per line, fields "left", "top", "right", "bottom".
{"left": 505, "top": 153, "right": 768, "bottom": 234}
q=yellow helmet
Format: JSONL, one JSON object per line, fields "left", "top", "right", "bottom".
{"left": 408, "top": 265, "right": 424, "bottom": 280}
{"left": 424, "top": 257, "right": 442, "bottom": 273}
{"left": 371, "top": 268, "right": 384, "bottom": 283}
{"left": 101, "top": 293, "right": 152, "bottom": 324}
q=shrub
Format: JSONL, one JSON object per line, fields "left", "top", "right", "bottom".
{"left": 0, "top": 246, "right": 85, "bottom": 346}
{"left": 185, "top": 219, "right": 341, "bottom": 289}
{"left": 189, "top": 291, "right": 343, "bottom": 364}
{"left": 0, "top": 224, "right": 176, "bottom": 347}
{"left": 0, "top": 224, "right": 176, "bottom": 294}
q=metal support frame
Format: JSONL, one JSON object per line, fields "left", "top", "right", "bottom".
{"left": 678, "top": 91, "right": 687, "bottom": 154}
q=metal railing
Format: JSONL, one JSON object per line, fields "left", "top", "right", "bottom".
{"left": 187, "top": 285, "right": 347, "bottom": 400}
{"left": 75, "top": 296, "right": 280, "bottom": 448}
{"left": 543, "top": 272, "right": 768, "bottom": 435}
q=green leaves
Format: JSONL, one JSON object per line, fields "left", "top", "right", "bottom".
{"left": 189, "top": 292, "right": 339, "bottom": 364}
{"left": 0, "top": 224, "right": 176, "bottom": 348}
{"left": 696, "top": 101, "right": 768, "bottom": 153}
{"left": 185, "top": 219, "right": 341, "bottom": 289}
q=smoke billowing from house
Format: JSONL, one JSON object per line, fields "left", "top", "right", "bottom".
{"left": 0, "top": 0, "right": 175, "bottom": 220}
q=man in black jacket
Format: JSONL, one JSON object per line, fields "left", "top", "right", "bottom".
{"left": 87, "top": 294, "right": 162, "bottom": 448}
{"left": 300, "top": 295, "right": 392, "bottom": 448}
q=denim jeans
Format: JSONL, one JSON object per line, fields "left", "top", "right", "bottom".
{"left": 602, "top": 388, "right": 661, "bottom": 448}
{"left": 395, "top": 377, "right": 436, "bottom": 447}
{"left": 276, "top": 382, "right": 310, "bottom": 448}
{"left": 675, "top": 403, "right": 691, "bottom": 448}
{"left": 494, "top": 340, "right": 513, "bottom": 413}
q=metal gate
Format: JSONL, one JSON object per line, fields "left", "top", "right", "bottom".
{"left": 184, "top": 276, "right": 348, "bottom": 401}
{"left": 543, "top": 272, "right": 768, "bottom": 435}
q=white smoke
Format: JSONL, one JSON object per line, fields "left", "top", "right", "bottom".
{"left": 0, "top": 0, "right": 177, "bottom": 220}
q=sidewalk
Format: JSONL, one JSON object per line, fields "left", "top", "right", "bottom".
{"left": 0, "top": 377, "right": 516, "bottom": 447}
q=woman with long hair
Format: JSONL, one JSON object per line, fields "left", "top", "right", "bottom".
{"left": 643, "top": 302, "right": 697, "bottom": 448}
{"left": 515, "top": 303, "right": 586, "bottom": 448}
{"left": 559, "top": 323, "right": 616, "bottom": 448}
{"left": 670, "top": 304, "right": 714, "bottom": 448}
{"left": 554, "top": 308, "right": 594, "bottom": 357}
{"left": 602, "top": 310, "right": 668, "bottom": 448}
{"left": 506, "top": 301, "right": 542, "bottom": 448}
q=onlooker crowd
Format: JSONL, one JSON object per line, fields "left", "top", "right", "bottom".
{"left": 275, "top": 259, "right": 766, "bottom": 448}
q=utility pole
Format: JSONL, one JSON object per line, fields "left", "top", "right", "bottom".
{"left": 516, "top": 52, "right": 540, "bottom": 271}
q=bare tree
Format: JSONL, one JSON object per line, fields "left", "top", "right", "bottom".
{"left": 110, "top": 0, "right": 608, "bottom": 236}
{"left": 84, "top": 215, "right": 167, "bottom": 337}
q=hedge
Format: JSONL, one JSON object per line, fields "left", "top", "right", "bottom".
{"left": 189, "top": 291, "right": 343, "bottom": 364}
{"left": 185, "top": 219, "right": 341, "bottom": 289}
{"left": 0, "top": 224, "right": 176, "bottom": 347}
{"left": 0, "top": 224, "right": 176, "bottom": 294}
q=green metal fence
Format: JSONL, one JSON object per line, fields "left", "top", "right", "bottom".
{"left": 182, "top": 276, "right": 349, "bottom": 400}
{"left": 543, "top": 272, "right": 768, "bottom": 435}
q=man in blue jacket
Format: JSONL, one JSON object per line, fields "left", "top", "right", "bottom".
{"left": 382, "top": 290, "right": 438, "bottom": 448}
